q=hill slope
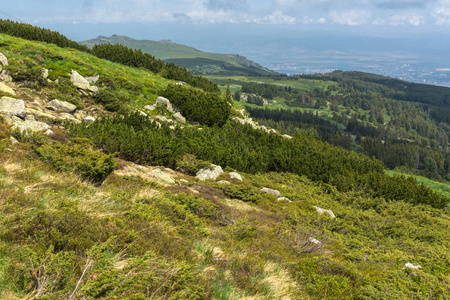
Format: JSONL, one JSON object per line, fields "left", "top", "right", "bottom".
{"left": 80, "top": 35, "right": 277, "bottom": 76}
{"left": 0, "top": 28, "right": 449, "bottom": 300}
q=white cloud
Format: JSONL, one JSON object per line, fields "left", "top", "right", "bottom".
{"left": 434, "top": 0, "right": 450, "bottom": 24}
{"left": 258, "top": 10, "right": 296, "bottom": 24}
{"left": 373, "top": 14, "right": 424, "bottom": 25}
{"left": 329, "top": 10, "right": 371, "bottom": 26}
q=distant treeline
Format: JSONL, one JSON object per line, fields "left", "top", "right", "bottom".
{"left": 0, "top": 19, "right": 219, "bottom": 93}
{"left": 68, "top": 112, "right": 448, "bottom": 209}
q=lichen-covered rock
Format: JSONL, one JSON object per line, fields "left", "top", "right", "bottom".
{"left": 42, "top": 68, "right": 49, "bottom": 79}
{"left": 196, "top": 164, "right": 223, "bottom": 181}
{"left": 138, "top": 110, "right": 148, "bottom": 117}
{"left": 144, "top": 104, "right": 156, "bottom": 111}
{"left": 156, "top": 96, "right": 174, "bottom": 113}
{"left": 70, "top": 70, "right": 90, "bottom": 90}
{"left": 0, "top": 82, "right": 15, "bottom": 96}
{"left": 260, "top": 187, "right": 281, "bottom": 198}
{"left": 282, "top": 134, "right": 293, "bottom": 139}
{"left": 277, "top": 197, "right": 292, "bottom": 203}
{"left": 88, "top": 85, "right": 99, "bottom": 94}
{"left": 85, "top": 74, "right": 99, "bottom": 84}
{"left": 0, "top": 53, "right": 8, "bottom": 66}
{"left": 156, "top": 115, "right": 173, "bottom": 124}
{"left": 229, "top": 172, "right": 243, "bottom": 181}
{"left": 0, "top": 97, "right": 26, "bottom": 119}
{"left": 313, "top": 206, "right": 336, "bottom": 218}
{"left": 12, "top": 119, "right": 50, "bottom": 134}
{"left": 58, "top": 113, "right": 81, "bottom": 124}
{"left": 46, "top": 99, "right": 77, "bottom": 113}
{"left": 404, "top": 262, "right": 422, "bottom": 270}
{"left": 84, "top": 116, "right": 96, "bottom": 123}
{"left": 173, "top": 112, "right": 186, "bottom": 123}
{"left": 151, "top": 168, "right": 175, "bottom": 185}
{"left": 26, "top": 108, "right": 58, "bottom": 121}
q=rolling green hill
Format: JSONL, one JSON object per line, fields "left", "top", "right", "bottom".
{"left": 0, "top": 22, "right": 449, "bottom": 300}
{"left": 80, "top": 35, "right": 277, "bottom": 76}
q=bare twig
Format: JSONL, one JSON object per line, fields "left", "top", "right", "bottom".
{"left": 68, "top": 259, "right": 93, "bottom": 300}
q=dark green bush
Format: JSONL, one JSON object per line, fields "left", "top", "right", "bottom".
{"left": 33, "top": 139, "right": 117, "bottom": 184}
{"left": 160, "top": 84, "right": 230, "bottom": 126}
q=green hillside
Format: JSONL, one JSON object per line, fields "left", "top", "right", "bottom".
{"left": 80, "top": 35, "right": 277, "bottom": 76}
{"left": 0, "top": 23, "right": 449, "bottom": 300}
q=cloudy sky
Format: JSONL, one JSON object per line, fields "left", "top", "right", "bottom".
{"left": 2, "top": 0, "right": 450, "bottom": 31}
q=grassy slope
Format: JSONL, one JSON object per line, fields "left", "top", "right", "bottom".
{"left": 0, "top": 34, "right": 449, "bottom": 299}
{"left": 80, "top": 35, "right": 277, "bottom": 76}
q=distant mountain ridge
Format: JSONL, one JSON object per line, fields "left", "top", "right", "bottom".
{"left": 80, "top": 35, "right": 277, "bottom": 76}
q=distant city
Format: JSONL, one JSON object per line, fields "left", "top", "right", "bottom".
{"left": 268, "top": 63, "right": 450, "bottom": 87}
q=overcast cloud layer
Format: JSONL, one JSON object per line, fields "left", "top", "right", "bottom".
{"left": 2, "top": 0, "right": 450, "bottom": 28}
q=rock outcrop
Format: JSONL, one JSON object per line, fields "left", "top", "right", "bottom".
{"left": 0, "top": 52, "right": 8, "bottom": 67}
{"left": 260, "top": 187, "right": 281, "bottom": 198}
{"left": 229, "top": 172, "right": 243, "bottom": 181}
{"left": 46, "top": 99, "right": 77, "bottom": 113}
{"left": 0, "top": 97, "right": 26, "bottom": 119}
{"left": 404, "top": 262, "right": 422, "bottom": 270}
{"left": 313, "top": 206, "right": 336, "bottom": 218}
{"left": 156, "top": 96, "right": 174, "bottom": 113}
{"left": 0, "top": 82, "right": 16, "bottom": 96}
{"left": 70, "top": 70, "right": 91, "bottom": 90}
{"left": 151, "top": 168, "right": 175, "bottom": 185}
{"left": 196, "top": 164, "right": 223, "bottom": 181}
{"left": 173, "top": 112, "right": 186, "bottom": 124}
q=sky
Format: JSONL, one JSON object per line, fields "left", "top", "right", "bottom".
{"left": 1, "top": 1, "right": 450, "bottom": 84}
{"left": 2, "top": 0, "right": 450, "bottom": 38}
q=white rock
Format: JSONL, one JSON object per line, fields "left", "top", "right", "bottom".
{"left": 42, "top": 68, "right": 49, "bottom": 79}
{"left": 173, "top": 112, "right": 186, "bottom": 123}
{"left": 156, "top": 96, "right": 174, "bottom": 113}
{"left": 70, "top": 70, "right": 90, "bottom": 90}
{"left": 229, "top": 172, "right": 243, "bottom": 181}
{"left": 12, "top": 120, "right": 50, "bottom": 134}
{"left": 26, "top": 108, "right": 58, "bottom": 120}
{"left": 44, "top": 129, "right": 54, "bottom": 136}
{"left": 0, "top": 53, "right": 8, "bottom": 66}
{"left": 156, "top": 115, "right": 173, "bottom": 124}
{"left": 88, "top": 85, "right": 99, "bottom": 94}
{"left": 46, "top": 99, "right": 77, "bottom": 113}
{"left": 85, "top": 74, "right": 99, "bottom": 84}
{"left": 138, "top": 110, "right": 148, "bottom": 117}
{"left": 282, "top": 134, "right": 293, "bottom": 139}
{"left": 0, "top": 70, "right": 12, "bottom": 82}
{"left": 84, "top": 116, "right": 96, "bottom": 123}
{"left": 0, "top": 82, "right": 15, "bottom": 96}
{"left": 218, "top": 180, "right": 231, "bottom": 185}
{"left": 0, "top": 97, "right": 26, "bottom": 119}
{"left": 10, "top": 136, "right": 18, "bottom": 144}
{"left": 58, "top": 113, "right": 81, "bottom": 124}
{"left": 144, "top": 104, "right": 156, "bottom": 111}
{"left": 151, "top": 169, "right": 175, "bottom": 185}
{"left": 308, "top": 237, "right": 321, "bottom": 245}
{"left": 196, "top": 164, "right": 224, "bottom": 181}
{"left": 404, "top": 262, "right": 422, "bottom": 270}
{"left": 277, "top": 197, "right": 292, "bottom": 203}
{"left": 260, "top": 187, "right": 281, "bottom": 198}
{"left": 313, "top": 206, "right": 336, "bottom": 219}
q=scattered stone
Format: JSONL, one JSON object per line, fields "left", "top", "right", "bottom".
{"left": 70, "top": 70, "right": 90, "bottom": 90}
{"left": 196, "top": 164, "right": 224, "bottom": 181}
{"left": 156, "top": 115, "right": 173, "bottom": 123}
{"left": 144, "top": 104, "right": 156, "bottom": 111}
{"left": 10, "top": 136, "right": 18, "bottom": 144}
{"left": 44, "top": 129, "right": 54, "bottom": 136}
{"left": 179, "top": 179, "right": 189, "bottom": 184}
{"left": 84, "top": 116, "right": 96, "bottom": 123}
{"left": 308, "top": 237, "right": 321, "bottom": 245}
{"left": 88, "top": 85, "right": 99, "bottom": 94}
{"left": 260, "top": 187, "right": 281, "bottom": 198}
{"left": 236, "top": 109, "right": 245, "bottom": 117}
{"left": 42, "top": 68, "right": 49, "bottom": 79}
{"left": 313, "top": 206, "right": 336, "bottom": 219}
{"left": 175, "top": 81, "right": 184, "bottom": 86}
{"left": 26, "top": 108, "right": 58, "bottom": 120}
{"left": 85, "top": 74, "right": 99, "bottom": 84}
{"left": 151, "top": 168, "right": 175, "bottom": 185}
{"left": 25, "top": 114, "right": 35, "bottom": 121}
{"left": 229, "top": 172, "right": 243, "bottom": 181}
{"left": 173, "top": 112, "right": 186, "bottom": 123}
{"left": 156, "top": 96, "right": 174, "bottom": 113}
{"left": 12, "top": 119, "right": 50, "bottom": 134}
{"left": 138, "top": 110, "right": 148, "bottom": 117}
{"left": 79, "top": 89, "right": 89, "bottom": 96}
{"left": 218, "top": 180, "right": 231, "bottom": 185}
{"left": 0, "top": 70, "right": 12, "bottom": 82}
{"left": 277, "top": 197, "right": 292, "bottom": 203}
{"left": 46, "top": 99, "right": 77, "bottom": 113}
{"left": 282, "top": 134, "right": 293, "bottom": 139}
{"left": 0, "top": 82, "right": 16, "bottom": 96}
{"left": 404, "top": 263, "right": 422, "bottom": 270}
{"left": 0, "top": 97, "right": 26, "bottom": 119}
{"left": 58, "top": 113, "right": 81, "bottom": 124}
{"left": 0, "top": 53, "right": 8, "bottom": 66}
